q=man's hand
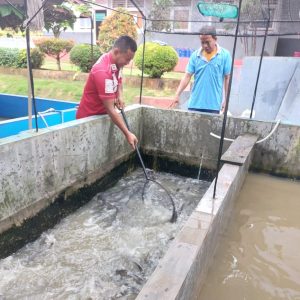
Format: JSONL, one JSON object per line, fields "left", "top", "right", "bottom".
{"left": 115, "top": 98, "right": 125, "bottom": 110}
{"left": 169, "top": 95, "right": 180, "bottom": 109}
{"left": 126, "top": 131, "right": 138, "bottom": 149}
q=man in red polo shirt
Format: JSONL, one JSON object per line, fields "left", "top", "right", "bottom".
{"left": 76, "top": 36, "right": 138, "bottom": 149}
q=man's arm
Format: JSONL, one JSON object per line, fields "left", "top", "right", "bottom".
{"left": 169, "top": 72, "right": 192, "bottom": 108}
{"left": 115, "top": 82, "right": 125, "bottom": 110}
{"left": 102, "top": 100, "right": 137, "bottom": 149}
{"left": 221, "top": 74, "right": 230, "bottom": 112}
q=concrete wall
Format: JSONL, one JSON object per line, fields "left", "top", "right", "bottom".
{"left": 141, "top": 108, "right": 300, "bottom": 178}
{"left": 0, "top": 107, "right": 141, "bottom": 234}
{"left": 1, "top": 105, "right": 300, "bottom": 233}
{"left": 137, "top": 135, "right": 256, "bottom": 299}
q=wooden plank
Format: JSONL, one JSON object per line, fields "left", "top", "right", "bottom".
{"left": 221, "top": 134, "right": 258, "bottom": 166}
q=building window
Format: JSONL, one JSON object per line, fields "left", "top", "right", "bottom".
{"left": 127, "top": 0, "right": 144, "bottom": 8}
{"left": 112, "top": 0, "right": 126, "bottom": 7}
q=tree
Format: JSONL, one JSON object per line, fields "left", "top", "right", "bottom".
{"left": 98, "top": 8, "right": 137, "bottom": 53}
{"left": 148, "top": 0, "right": 173, "bottom": 32}
{"left": 70, "top": 44, "right": 102, "bottom": 73}
{"left": 35, "top": 37, "right": 74, "bottom": 70}
{"left": 0, "top": 5, "right": 23, "bottom": 30}
{"left": 134, "top": 42, "right": 178, "bottom": 78}
{"left": 44, "top": 2, "right": 76, "bottom": 38}
{"left": 0, "top": 0, "right": 64, "bottom": 31}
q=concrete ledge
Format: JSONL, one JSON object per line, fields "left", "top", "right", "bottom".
{"left": 221, "top": 134, "right": 258, "bottom": 165}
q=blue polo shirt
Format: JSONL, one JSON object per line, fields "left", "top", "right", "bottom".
{"left": 187, "top": 45, "right": 231, "bottom": 111}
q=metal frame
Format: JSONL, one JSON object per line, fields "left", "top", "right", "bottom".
{"left": 3, "top": 0, "right": 50, "bottom": 132}
{"left": 1, "top": 0, "right": 296, "bottom": 197}
{"left": 250, "top": 0, "right": 271, "bottom": 118}
{"left": 213, "top": 0, "right": 243, "bottom": 198}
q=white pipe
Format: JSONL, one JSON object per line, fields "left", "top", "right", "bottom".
{"left": 38, "top": 108, "right": 65, "bottom": 124}
{"left": 37, "top": 112, "right": 49, "bottom": 128}
{"left": 210, "top": 132, "right": 234, "bottom": 142}
{"left": 210, "top": 119, "right": 281, "bottom": 144}
{"left": 256, "top": 119, "right": 280, "bottom": 144}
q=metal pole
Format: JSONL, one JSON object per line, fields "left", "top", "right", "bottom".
{"left": 120, "top": 109, "right": 149, "bottom": 180}
{"left": 25, "top": 26, "right": 38, "bottom": 132}
{"left": 24, "top": 0, "right": 39, "bottom": 132}
{"left": 26, "top": 28, "right": 33, "bottom": 130}
{"left": 90, "top": 15, "right": 94, "bottom": 64}
{"left": 129, "top": 0, "right": 146, "bottom": 18}
{"left": 127, "top": 0, "right": 146, "bottom": 105}
{"left": 250, "top": 0, "right": 270, "bottom": 118}
{"left": 213, "top": 0, "right": 243, "bottom": 198}
{"left": 23, "top": 0, "right": 32, "bottom": 130}
{"left": 23, "top": 0, "right": 50, "bottom": 30}
{"left": 139, "top": 18, "right": 147, "bottom": 104}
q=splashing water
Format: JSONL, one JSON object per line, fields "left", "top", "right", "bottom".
{"left": 0, "top": 169, "right": 210, "bottom": 299}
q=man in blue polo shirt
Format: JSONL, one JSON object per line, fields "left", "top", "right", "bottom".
{"left": 170, "top": 26, "right": 231, "bottom": 114}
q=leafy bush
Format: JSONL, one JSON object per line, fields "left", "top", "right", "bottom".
{"left": 35, "top": 37, "right": 74, "bottom": 70}
{"left": 16, "top": 48, "right": 45, "bottom": 69}
{"left": 98, "top": 8, "right": 137, "bottom": 53}
{"left": 70, "top": 44, "right": 102, "bottom": 73}
{"left": 0, "top": 47, "right": 19, "bottom": 67}
{"left": 134, "top": 42, "right": 178, "bottom": 78}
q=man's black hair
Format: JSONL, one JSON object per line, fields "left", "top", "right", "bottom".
{"left": 113, "top": 35, "right": 137, "bottom": 53}
{"left": 199, "top": 26, "right": 217, "bottom": 39}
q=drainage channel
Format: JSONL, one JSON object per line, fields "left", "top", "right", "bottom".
{"left": 199, "top": 173, "right": 300, "bottom": 300}
{"left": 0, "top": 161, "right": 211, "bottom": 299}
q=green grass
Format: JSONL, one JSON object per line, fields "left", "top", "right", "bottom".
{"left": 42, "top": 57, "right": 184, "bottom": 80}
{"left": 0, "top": 74, "right": 84, "bottom": 101}
{"left": 0, "top": 73, "right": 173, "bottom": 104}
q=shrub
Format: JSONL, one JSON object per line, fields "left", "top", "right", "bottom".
{"left": 16, "top": 48, "right": 45, "bottom": 69}
{"left": 98, "top": 8, "right": 137, "bottom": 53}
{"left": 35, "top": 37, "right": 74, "bottom": 70}
{"left": 134, "top": 42, "right": 178, "bottom": 78}
{"left": 70, "top": 44, "right": 102, "bottom": 73}
{"left": 0, "top": 47, "right": 19, "bottom": 67}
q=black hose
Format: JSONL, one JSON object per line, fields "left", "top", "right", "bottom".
{"left": 120, "top": 109, "right": 149, "bottom": 180}
{"left": 120, "top": 109, "right": 177, "bottom": 223}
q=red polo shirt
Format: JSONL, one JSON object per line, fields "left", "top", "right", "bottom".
{"left": 76, "top": 52, "right": 122, "bottom": 119}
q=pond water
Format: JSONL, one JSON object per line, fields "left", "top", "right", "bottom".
{"left": 0, "top": 169, "right": 210, "bottom": 299}
{"left": 199, "top": 173, "right": 300, "bottom": 300}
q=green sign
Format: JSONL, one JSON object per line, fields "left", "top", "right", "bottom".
{"left": 197, "top": 2, "right": 238, "bottom": 19}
